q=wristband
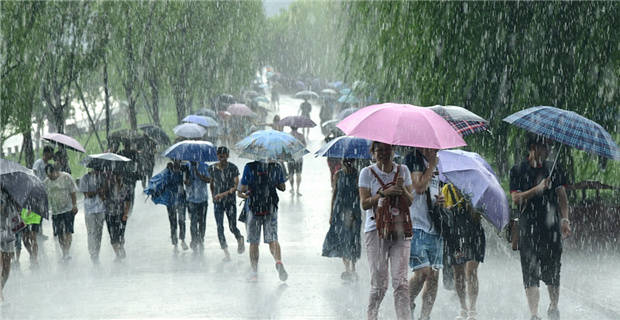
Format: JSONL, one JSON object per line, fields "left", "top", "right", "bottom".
{"left": 561, "top": 218, "right": 570, "bottom": 225}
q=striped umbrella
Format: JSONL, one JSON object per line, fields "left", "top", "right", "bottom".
{"left": 428, "top": 105, "right": 489, "bottom": 136}
{"left": 503, "top": 106, "right": 619, "bottom": 160}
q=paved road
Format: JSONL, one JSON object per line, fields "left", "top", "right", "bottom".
{"left": 2, "top": 95, "right": 618, "bottom": 319}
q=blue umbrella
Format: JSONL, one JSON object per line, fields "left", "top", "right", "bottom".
{"left": 315, "top": 136, "right": 372, "bottom": 159}
{"left": 504, "top": 106, "right": 619, "bottom": 160}
{"left": 338, "top": 95, "right": 359, "bottom": 104}
{"left": 183, "top": 115, "right": 218, "bottom": 128}
{"left": 295, "top": 90, "right": 319, "bottom": 100}
{"left": 235, "top": 129, "right": 308, "bottom": 162}
{"left": 328, "top": 81, "right": 344, "bottom": 89}
{"left": 339, "top": 88, "right": 352, "bottom": 95}
{"left": 164, "top": 140, "right": 218, "bottom": 162}
{"left": 437, "top": 150, "right": 509, "bottom": 231}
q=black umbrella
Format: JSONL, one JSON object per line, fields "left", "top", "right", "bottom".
{"left": 138, "top": 124, "right": 171, "bottom": 145}
{"left": 0, "top": 159, "right": 49, "bottom": 219}
{"left": 195, "top": 108, "right": 218, "bottom": 119}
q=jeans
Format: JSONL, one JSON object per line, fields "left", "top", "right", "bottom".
{"left": 167, "top": 203, "right": 186, "bottom": 245}
{"left": 85, "top": 211, "right": 106, "bottom": 258}
{"left": 187, "top": 201, "right": 207, "bottom": 248}
{"left": 214, "top": 201, "right": 243, "bottom": 249}
{"left": 365, "top": 230, "right": 412, "bottom": 320}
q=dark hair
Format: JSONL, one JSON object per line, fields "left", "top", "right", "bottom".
{"left": 369, "top": 141, "right": 392, "bottom": 153}
{"left": 217, "top": 146, "right": 229, "bottom": 155}
{"left": 526, "top": 134, "right": 548, "bottom": 151}
{"left": 43, "top": 146, "right": 54, "bottom": 154}
{"left": 45, "top": 163, "right": 57, "bottom": 174}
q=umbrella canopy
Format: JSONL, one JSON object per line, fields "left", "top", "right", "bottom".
{"left": 218, "top": 94, "right": 235, "bottom": 105}
{"left": 42, "top": 133, "right": 86, "bottom": 153}
{"left": 339, "top": 88, "right": 352, "bottom": 95}
{"left": 80, "top": 153, "right": 131, "bottom": 171}
{"left": 253, "top": 96, "right": 270, "bottom": 104}
{"left": 278, "top": 116, "right": 317, "bottom": 128}
{"left": 227, "top": 103, "right": 257, "bottom": 117}
{"left": 109, "top": 129, "right": 144, "bottom": 141}
{"left": 315, "top": 136, "right": 372, "bottom": 159}
{"left": 173, "top": 123, "right": 206, "bottom": 138}
{"left": 337, "top": 103, "right": 467, "bottom": 149}
{"left": 244, "top": 90, "right": 259, "bottom": 99}
{"left": 195, "top": 108, "right": 218, "bottom": 119}
{"left": 328, "top": 81, "right": 344, "bottom": 89}
{"left": 138, "top": 124, "right": 170, "bottom": 145}
{"left": 183, "top": 115, "right": 219, "bottom": 128}
{"left": 235, "top": 129, "right": 308, "bottom": 162}
{"left": 164, "top": 140, "right": 218, "bottom": 162}
{"left": 429, "top": 105, "right": 490, "bottom": 136}
{"left": 0, "top": 159, "right": 49, "bottom": 219}
{"left": 503, "top": 106, "right": 620, "bottom": 160}
{"left": 321, "top": 119, "right": 339, "bottom": 130}
{"left": 295, "top": 90, "right": 319, "bottom": 100}
{"left": 338, "top": 94, "right": 359, "bottom": 104}
{"left": 295, "top": 80, "right": 306, "bottom": 91}
{"left": 437, "top": 150, "right": 509, "bottom": 230}
{"left": 320, "top": 88, "right": 338, "bottom": 96}
{"left": 337, "top": 107, "right": 359, "bottom": 121}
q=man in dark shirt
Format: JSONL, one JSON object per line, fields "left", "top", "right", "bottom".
{"left": 510, "top": 135, "right": 571, "bottom": 320}
{"left": 208, "top": 147, "right": 244, "bottom": 260}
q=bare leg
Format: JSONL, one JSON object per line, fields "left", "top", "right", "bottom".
{"left": 466, "top": 261, "right": 479, "bottom": 312}
{"left": 295, "top": 173, "right": 302, "bottom": 195}
{"left": 548, "top": 285, "right": 560, "bottom": 311}
{"left": 343, "top": 258, "right": 351, "bottom": 273}
{"left": 420, "top": 269, "right": 439, "bottom": 319}
{"left": 525, "top": 286, "right": 540, "bottom": 317}
{"left": 289, "top": 174, "right": 295, "bottom": 193}
{"left": 268, "top": 241, "right": 281, "bottom": 261}
{"left": 453, "top": 264, "right": 468, "bottom": 312}
{"left": 23, "top": 231, "right": 38, "bottom": 265}
{"left": 1, "top": 252, "right": 11, "bottom": 301}
{"left": 409, "top": 268, "right": 429, "bottom": 310}
{"left": 249, "top": 243, "right": 259, "bottom": 272}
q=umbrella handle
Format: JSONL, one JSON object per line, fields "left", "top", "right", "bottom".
{"left": 548, "top": 144, "right": 563, "bottom": 179}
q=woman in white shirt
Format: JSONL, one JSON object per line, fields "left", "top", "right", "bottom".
{"left": 359, "top": 142, "right": 414, "bottom": 320}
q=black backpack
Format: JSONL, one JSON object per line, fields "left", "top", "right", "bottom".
{"left": 247, "top": 162, "right": 278, "bottom": 216}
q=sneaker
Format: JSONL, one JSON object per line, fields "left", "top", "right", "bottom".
{"left": 276, "top": 262, "right": 288, "bottom": 281}
{"left": 222, "top": 249, "right": 231, "bottom": 262}
{"left": 455, "top": 309, "right": 467, "bottom": 320}
{"left": 530, "top": 316, "right": 542, "bottom": 320}
{"left": 247, "top": 271, "right": 258, "bottom": 282}
{"left": 181, "top": 241, "right": 189, "bottom": 251}
{"left": 341, "top": 271, "right": 351, "bottom": 281}
{"left": 237, "top": 236, "right": 245, "bottom": 254}
{"left": 466, "top": 310, "right": 477, "bottom": 320}
{"left": 119, "top": 247, "right": 127, "bottom": 259}
{"left": 547, "top": 308, "right": 560, "bottom": 320}
{"left": 296, "top": 192, "right": 302, "bottom": 196}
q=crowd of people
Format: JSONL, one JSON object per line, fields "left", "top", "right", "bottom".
{"left": 1, "top": 82, "right": 573, "bottom": 320}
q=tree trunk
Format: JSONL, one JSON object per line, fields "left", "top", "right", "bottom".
{"left": 22, "top": 129, "right": 35, "bottom": 168}
{"left": 149, "top": 75, "right": 160, "bottom": 126}
{"left": 104, "top": 56, "right": 111, "bottom": 144}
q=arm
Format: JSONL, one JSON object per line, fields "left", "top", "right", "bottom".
{"left": 237, "top": 184, "right": 249, "bottom": 199}
{"left": 411, "top": 163, "right": 437, "bottom": 194}
{"left": 122, "top": 201, "right": 130, "bottom": 222}
{"left": 556, "top": 186, "right": 571, "bottom": 238}
{"left": 511, "top": 178, "right": 549, "bottom": 205}
{"left": 194, "top": 166, "right": 212, "bottom": 183}
{"left": 360, "top": 187, "right": 382, "bottom": 211}
{"left": 71, "top": 192, "right": 78, "bottom": 214}
{"left": 329, "top": 172, "right": 339, "bottom": 224}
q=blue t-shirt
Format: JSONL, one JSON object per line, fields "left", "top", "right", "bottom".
{"left": 239, "top": 161, "right": 287, "bottom": 188}
{"left": 185, "top": 162, "right": 211, "bottom": 203}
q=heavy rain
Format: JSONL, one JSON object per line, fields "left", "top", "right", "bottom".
{"left": 0, "top": 1, "right": 618, "bottom": 320}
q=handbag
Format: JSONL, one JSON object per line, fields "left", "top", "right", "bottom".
{"left": 238, "top": 200, "right": 247, "bottom": 223}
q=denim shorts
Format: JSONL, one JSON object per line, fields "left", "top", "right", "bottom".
{"left": 246, "top": 206, "right": 278, "bottom": 244}
{"left": 409, "top": 229, "right": 443, "bottom": 270}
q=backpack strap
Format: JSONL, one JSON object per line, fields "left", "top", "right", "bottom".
{"left": 369, "top": 167, "right": 387, "bottom": 188}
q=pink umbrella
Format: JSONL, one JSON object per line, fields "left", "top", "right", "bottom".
{"left": 227, "top": 104, "right": 256, "bottom": 117}
{"left": 336, "top": 103, "right": 466, "bottom": 149}
{"left": 42, "top": 133, "right": 86, "bottom": 153}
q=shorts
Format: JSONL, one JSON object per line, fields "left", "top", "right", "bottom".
{"left": 0, "top": 240, "right": 15, "bottom": 253}
{"left": 106, "top": 214, "right": 127, "bottom": 245}
{"left": 519, "top": 236, "right": 562, "bottom": 288}
{"left": 287, "top": 161, "right": 303, "bottom": 175}
{"left": 246, "top": 207, "right": 278, "bottom": 244}
{"left": 445, "top": 225, "right": 486, "bottom": 265}
{"left": 410, "top": 229, "right": 443, "bottom": 270}
{"left": 52, "top": 211, "right": 75, "bottom": 236}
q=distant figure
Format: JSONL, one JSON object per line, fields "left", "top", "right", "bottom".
{"left": 33, "top": 146, "right": 54, "bottom": 182}
{"left": 319, "top": 97, "right": 333, "bottom": 128}
{"left": 53, "top": 148, "right": 71, "bottom": 174}
{"left": 44, "top": 164, "right": 78, "bottom": 261}
{"left": 271, "top": 82, "right": 281, "bottom": 111}
{"left": 118, "top": 140, "right": 141, "bottom": 208}
{"left": 183, "top": 161, "right": 211, "bottom": 253}
{"left": 102, "top": 170, "right": 132, "bottom": 261}
{"left": 1, "top": 190, "right": 19, "bottom": 302}
{"left": 271, "top": 115, "right": 283, "bottom": 132}
{"left": 287, "top": 127, "right": 305, "bottom": 196}
{"left": 299, "top": 99, "right": 312, "bottom": 138}
{"left": 321, "top": 158, "right": 361, "bottom": 281}
{"left": 79, "top": 168, "right": 106, "bottom": 264}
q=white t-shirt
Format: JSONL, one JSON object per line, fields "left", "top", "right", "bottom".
{"left": 32, "top": 159, "right": 47, "bottom": 182}
{"left": 44, "top": 172, "right": 77, "bottom": 215}
{"left": 358, "top": 163, "right": 412, "bottom": 233}
{"left": 79, "top": 172, "right": 105, "bottom": 214}
{"left": 410, "top": 159, "right": 440, "bottom": 234}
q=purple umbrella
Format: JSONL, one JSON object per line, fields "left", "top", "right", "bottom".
{"left": 227, "top": 104, "right": 257, "bottom": 117}
{"left": 278, "top": 116, "right": 317, "bottom": 128}
{"left": 437, "top": 150, "right": 509, "bottom": 230}
{"left": 42, "top": 133, "right": 86, "bottom": 153}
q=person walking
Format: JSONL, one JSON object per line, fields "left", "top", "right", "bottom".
{"left": 167, "top": 161, "right": 188, "bottom": 251}
{"left": 102, "top": 170, "right": 132, "bottom": 261}
{"left": 44, "top": 164, "right": 78, "bottom": 261}
{"left": 237, "top": 161, "right": 287, "bottom": 282}
{"left": 510, "top": 135, "right": 571, "bottom": 320}
{"left": 32, "top": 146, "right": 54, "bottom": 240}
{"left": 184, "top": 161, "right": 211, "bottom": 253}
{"left": 298, "top": 99, "right": 312, "bottom": 138}
{"left": 208, "top": 147, "right": 244, "bottom": 261}
{"left": 441, "top": 183, "right": 486, "bottom": 320}
{"left": 321, "top": 158, "right": 361, "bottom": 281}
{"left": 359, "top": 142, "right": 414, "bottom": 320}
{"left": 0, "top": 190, "right": 19, "bottom": 302}
{"left": 287, "top": 127, "right": 305, "bottom": 196}
{"left": 79, "top": 168, "right": 106, "bottom": 264}
{"left": 405, "top": 148, "right": 444, "bottom": 320}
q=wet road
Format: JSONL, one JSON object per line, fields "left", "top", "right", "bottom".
{"left": 2, "top": 95, "right": 618, "bottom": 319}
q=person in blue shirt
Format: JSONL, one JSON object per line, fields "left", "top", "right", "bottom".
{"left": 184, "top": 161, "right": 211, "bottom": 253}
{"left": 237, "top": 161, "right": 287, "bottom": 282}
{"left": 160, "top": 161, "right": 188, "bottom": 251}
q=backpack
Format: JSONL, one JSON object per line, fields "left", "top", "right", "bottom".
{"left": 247, "top": 162, "right": 278, "bottom": 216}
{"left": 442, "top": 184, "right": 477, "bottom": 246}
{"left": 427, "top": 187, "right": 453, "bottom": 238}
{"left": 369, "top": 165, "right": 413, "bottom": 240}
